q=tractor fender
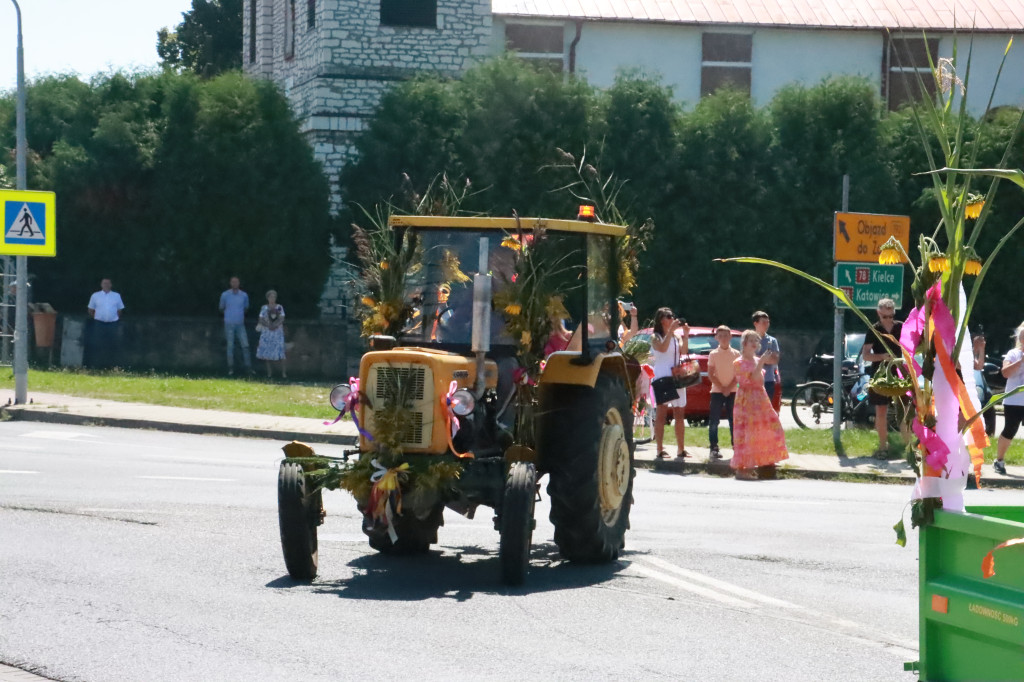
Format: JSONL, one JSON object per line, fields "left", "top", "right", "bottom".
{"left": 540, "top": 351, "right": 636, "bottom": 400}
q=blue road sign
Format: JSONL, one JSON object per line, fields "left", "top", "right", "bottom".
{"left": 4, "top": 201, "right": 46, "bottom": 245}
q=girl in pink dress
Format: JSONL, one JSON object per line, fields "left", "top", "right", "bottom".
{"left": 731, "top": 329, "right": 788, "bottom": 478}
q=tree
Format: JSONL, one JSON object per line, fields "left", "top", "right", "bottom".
{"left": 0, "top": 70, "right": 332, "bottom": 317}
{"left": 157, "top": 0, "right": 243, "bottom": 78}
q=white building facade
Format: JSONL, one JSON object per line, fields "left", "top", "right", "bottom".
{"left": 245, "top": 1, "right": 1024, "bottom": 217}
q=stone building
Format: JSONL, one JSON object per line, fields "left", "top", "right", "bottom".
{"left": 243, "top": 0, "right": 492, "bottom": 216}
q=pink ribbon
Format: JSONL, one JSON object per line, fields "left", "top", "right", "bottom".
{"left": 913, "top": 419, "right": 951, "bottom": 472}
{"left": 443, "top": 380, "right": 461, "bottom": 437}
{"left": 512, "top": 367, "right": 536, "bottom": 387}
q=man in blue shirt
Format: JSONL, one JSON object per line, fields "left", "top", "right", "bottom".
{"left": 753, "top": 310, "right": 780, "bottom": 412}
{"left": 219, "top": 276, "right": 252, "bottom": 375}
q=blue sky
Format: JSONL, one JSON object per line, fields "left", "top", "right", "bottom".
{"left": 1, "top": 0, "right": 194, "bottom": 91}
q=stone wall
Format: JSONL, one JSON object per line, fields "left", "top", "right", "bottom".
{"left": 56, "top": 315, "right": 363, "bottom": 381}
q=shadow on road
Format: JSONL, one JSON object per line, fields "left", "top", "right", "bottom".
{"left": 270, "top": 541, "right": 626, "bottom": 600}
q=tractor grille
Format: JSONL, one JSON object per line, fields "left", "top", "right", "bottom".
{"left": 373, "top": 366, "right": 426, "bottom": 401}
{"left": 365, "top": 363, "right": 433, "bottom": 449}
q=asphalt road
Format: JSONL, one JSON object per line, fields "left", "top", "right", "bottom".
{"left": 1, "top": 423, "right": 1020, "bottom": 682}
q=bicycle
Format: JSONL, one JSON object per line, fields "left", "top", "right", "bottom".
{"left": 791, "top": 371, "right": 905, "bottom": 431}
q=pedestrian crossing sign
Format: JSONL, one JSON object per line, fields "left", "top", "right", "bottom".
{"left": 0, "top": 189, "right": 56, "bottom": 256}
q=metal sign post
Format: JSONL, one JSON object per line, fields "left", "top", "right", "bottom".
{"left": 10, "top": 0, "right": 28, "bottom": 404}
{"left": 832, "top": 176, "right": 849, "bottom": 455}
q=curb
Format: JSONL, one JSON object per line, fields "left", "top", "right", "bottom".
{"left": 638, "top": 456, "right": 1024, "bottom": 489}
{"left": 5, "top": 406, "right": 1023, "bottom": 489}
{"left": 1, "top": 407, "right": 358, "bottom": 447}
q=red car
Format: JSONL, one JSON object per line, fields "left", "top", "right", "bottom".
{"left": 631, "top": 326, "right": 782, "bottom": 423}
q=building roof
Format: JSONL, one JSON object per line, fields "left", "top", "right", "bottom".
{"left": 491, "top": 0, "right": 1024, "bottom": 31}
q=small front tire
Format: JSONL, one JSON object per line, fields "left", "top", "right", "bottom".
{"left": 499, "top": 461, "right": 537, "bottom": 585}
{"left": 278, "top": 462, "right": 322, "bottom": 581}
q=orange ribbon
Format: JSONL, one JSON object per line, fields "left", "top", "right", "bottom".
{"left": 933, "top": 333, "right": 989, "bottom": 482}
{"left": 982, "top": 537, "right": 1024, "bottom": 578}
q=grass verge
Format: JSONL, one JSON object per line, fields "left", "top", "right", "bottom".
{"left": 0, "top": 368, "right": 336, "bottom": 420}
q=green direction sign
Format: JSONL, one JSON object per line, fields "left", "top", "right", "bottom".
{"left": 834, "top": 262, "right": 903, "bottom": 309}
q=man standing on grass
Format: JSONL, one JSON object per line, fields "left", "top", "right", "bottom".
{"left": 219, "top": 276, "right": 253, "bottom": 376}
{"left": 753, "top": 311, "right": 780, "bottom": 411}
{"left": 87, "top": 278, "right": 125, "bottom": 369}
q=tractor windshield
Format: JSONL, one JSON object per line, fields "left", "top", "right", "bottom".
{"left": 398, "top": 227, "right": 616, "bottom": 355}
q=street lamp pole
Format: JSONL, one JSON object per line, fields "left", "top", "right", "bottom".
{"left": 10, "top": 0, "right": 29, "bottom": 404}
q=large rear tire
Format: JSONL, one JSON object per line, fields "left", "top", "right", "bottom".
{"left": 499, "top": 462, "right": 536, "bottom": 585}
{"left": 539, "top": 373, "right": 634, "bottom": 563}
{"left": 278, "top": 462, "right": 322, "bottom": 581}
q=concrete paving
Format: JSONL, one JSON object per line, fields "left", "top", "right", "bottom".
{"left": 2, "top": 388, "right": 1020, "bottom": 488}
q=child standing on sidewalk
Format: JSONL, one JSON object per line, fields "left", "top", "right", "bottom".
{"left": 707, "top": 326, "right": 740, "bottom": 460}
{"left": 731, "top": 329, "right": 788, "bottom": 479}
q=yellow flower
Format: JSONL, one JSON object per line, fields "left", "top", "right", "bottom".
{"left": 877, "top": 236, "right": 903, "bottom": 265}
{"left": 501, "top": 236, "right": 522, "bottom": 252}
{"left": 379, "top": 260, "right": 389, "bottom": 271}
{"left": 965, "top": 200, "right": 984, "bottom": 219}
{"left": 361, "top": 296, "right": 376, "bottom": 308}
{"left": 965, "top": 258, "right": 982, "bottom": 276}
{"left": 928, "top": 255, "right": 949, "bottom": 273}
{"left": 878, "top": 247, "right": 901, "bottom": 265}
{"left": 520, "top": 331, "right": 532, "bottom": 347}
{"left": 505, "top": 303, "right": 522, "bottom": 316}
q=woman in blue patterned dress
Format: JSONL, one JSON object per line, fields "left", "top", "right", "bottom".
{"left": 256, "top": 290, "right": 287, "bottom": 379}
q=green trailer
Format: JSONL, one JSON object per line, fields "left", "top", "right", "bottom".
{"left": 912, "top": 506, "right": 1024, "bottom": 681}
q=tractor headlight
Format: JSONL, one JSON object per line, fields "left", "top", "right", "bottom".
{"left": 329, "top": 383, "right": 352, "bottom": 411}
{"left": 450, "top": 389, "right": 476, "bottom": 416}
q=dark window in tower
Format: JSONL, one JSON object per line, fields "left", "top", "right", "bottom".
{"left": 307, "top": 0, "right": 315, "bottom": 30}
{"left": 380, "top": 0, "right": 437, "bottom": 28}
{"left": 248, "top": 0, "right": 257, "bottom": 63}
{"left": 285, "top": 0, "right": 296, "bottom": 59}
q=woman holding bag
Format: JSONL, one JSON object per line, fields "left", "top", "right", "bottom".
{"left": 651, "top": 307, "right": 690, "bottom": 460}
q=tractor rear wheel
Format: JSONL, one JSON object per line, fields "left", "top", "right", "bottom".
{"left": 499, "top": 461, "right": 537, "bottom": 585}
{"left": 278, "top": 462, "right": 323, "bottom": 581}
{"left": 540, "top": 373, "right": 635, "bottom": 562}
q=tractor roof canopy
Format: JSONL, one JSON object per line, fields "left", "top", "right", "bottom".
{"left": 388, "top": 214, "right": 627, "bottom": 238}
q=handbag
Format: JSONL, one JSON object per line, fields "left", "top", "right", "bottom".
{"left": 672, "top": 357, "right": 702, "bottom": 389}
{"left": 255, "top": 320, "right": 267, "bottom": 333}
{"left": 651, "top": 376, "right": 680, "bottom": 405}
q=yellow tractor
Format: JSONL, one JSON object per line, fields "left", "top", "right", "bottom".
{"left": 277, "top": 213, "right": 638, "bottom": 585}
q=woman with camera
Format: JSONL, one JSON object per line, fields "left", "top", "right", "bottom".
{"left": 651, "top": 307, "right": 690, "bottom": 459}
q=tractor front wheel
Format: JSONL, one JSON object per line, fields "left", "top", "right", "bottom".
{"left": 499, "top": 461, "right": 537, "bottom": 585}
{"left": 278, "top": 461, "right": 323, "bottom": 581}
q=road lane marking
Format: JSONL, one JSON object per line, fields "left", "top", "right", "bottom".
{"left": 0, "top": 469, "right": 39, "bottom": 474}
{"left": 627, "top": 563, "right": 756, "bottom": 608}
{"left": 630, "top": 556, "right": 919, "bottom": 655}
{"left": 637, "top": 556, "right": 804, "bottom": 609}
{"left": 19, "top": 430, "right": 97, "bottom": 440}
{"left": 136, "top": 476, "right": 236, "bottom": 482}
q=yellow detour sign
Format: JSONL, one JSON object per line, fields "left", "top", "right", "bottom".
{"left": 1, "top": 189, "right": 57, "bottom": 257}
{"left": 834, "top": 212, "right": 909, "bottom": 263}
